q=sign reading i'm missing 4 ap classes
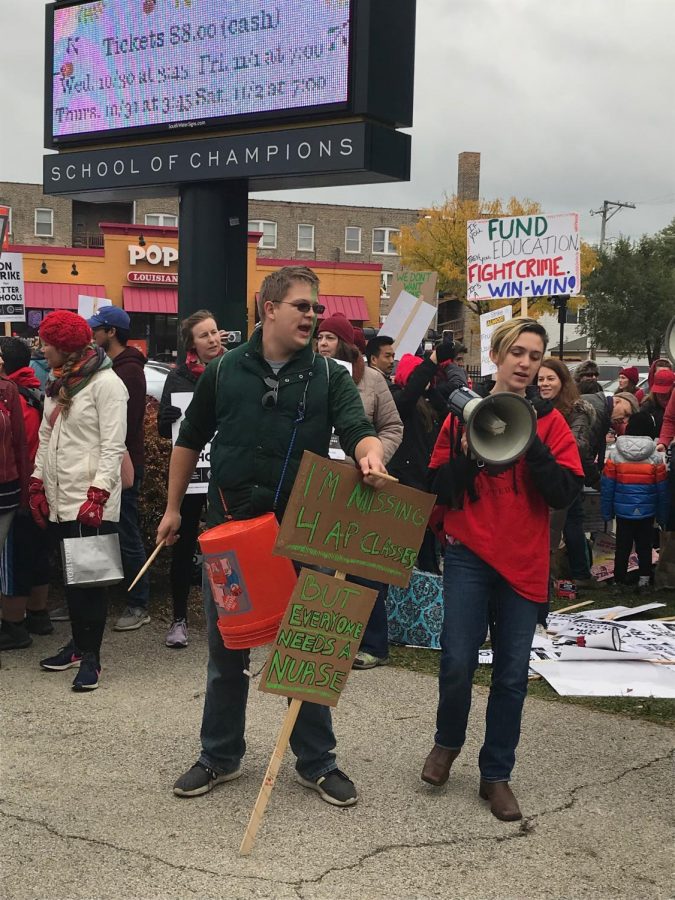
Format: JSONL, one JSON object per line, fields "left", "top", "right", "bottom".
{"left": 274, "top": 451, "right": 436, "bottom": 587}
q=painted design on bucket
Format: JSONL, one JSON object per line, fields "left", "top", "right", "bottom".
{"left": 204, "top": 550, "right": 252, "bottom": 616}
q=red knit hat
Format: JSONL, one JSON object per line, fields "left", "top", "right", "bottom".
{"left": 317, "top": 312, "right": 354, "bottom": 345}
{"left": 619, "top": 366, "right": 639, "bottom": 386}
{"left": 39, "top": 311, "right": 93, "bottom": 353}
{"left": 394, "top": 353, "right": 423, "bottom": 386}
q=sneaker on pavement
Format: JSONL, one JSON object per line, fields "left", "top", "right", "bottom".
{"left": 72, "top": 653, "right": 101, "bottom": 692}
{"left": 49, "top": 607, "right": 70, "bottom": 623}
{"left": 165, "top": 618, "right": 188, "bottom": 648}
{"left": 352, "top": 651, "right": 388, "bottom": 670}
{"left": 295, "top": 768, "right": 358, "bottom": 807}
{"left": 114, "top": 607, "right": 151, "bottom": 631}
{"left": 25, "top": 610, "right": 55, "bottom": 635}
{"left": 173, "top": 761, "right": 242, "bottom": 797}
{"left": 0, "top": 620, "right": 33, "bottom": 651}
{"left": 40, "top": 640, "right": 82, "bottom": 671}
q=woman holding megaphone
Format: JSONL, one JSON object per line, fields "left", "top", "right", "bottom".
{"left": 422, "top": 318, "right": 584, "bottom": 822}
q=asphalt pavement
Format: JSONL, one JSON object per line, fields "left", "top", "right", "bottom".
{"left": 1, "top": 618, "right": 673, "bottom": 900}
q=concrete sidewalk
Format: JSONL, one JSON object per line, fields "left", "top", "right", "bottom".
{"left": 1, "top": 619, "right": 673, "bottom": 900}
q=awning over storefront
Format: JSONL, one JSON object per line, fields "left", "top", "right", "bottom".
{"left": 123, "top": 286, "right": 177, "bottom": 314}
{"left": 25, "top": 283, "right": 108, "bottom": 309}
{"left": 319, "top": 295, "right": 370, "bottom": 321}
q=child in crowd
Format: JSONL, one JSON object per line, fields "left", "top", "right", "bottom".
{"left": 601, "top": 411, "right": 668, "bottom": 589}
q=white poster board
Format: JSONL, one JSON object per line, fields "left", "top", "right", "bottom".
{"left": 328, "top": 359, "right": 352, "bottom": 460}
{"left": 77, "top": 295, "right": 110, "bottom": 319}
{"left": 529, "top": 660, "right": 675, "bottom": 698}
{"left": 171, "top": 391, "right": 211, "bottom": 495}
{"left": 479, "top": 305, "right": 512, "bottom": 376}
{"left": 379, "top": 290, "right": 436, "bottom": 360}
{"left": 467, "top": 212, "right": 581, "bottom": 302}
{"left": 0, "top": 253, "right": 26, "bottom": 322}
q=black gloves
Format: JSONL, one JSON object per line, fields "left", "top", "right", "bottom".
{"left": 158, "top": 404, "right": 182, "bottom": 433}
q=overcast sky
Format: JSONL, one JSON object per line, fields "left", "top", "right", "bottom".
{"left": 1, "top": 0, "right": 673, "bottom": 244}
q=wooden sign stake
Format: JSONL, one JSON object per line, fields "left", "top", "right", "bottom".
{"left": 239, "top": 571, "right": 348, "bottom": 856}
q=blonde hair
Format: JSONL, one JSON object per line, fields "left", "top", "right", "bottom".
{"left": 256, "top": 266, "right": 320, "bottom": 320}
{"left": 491, "top": 317, "right": 548, "bottom": 364}
{"left": 56, "top": 351, "right": 84, "bottom": 416}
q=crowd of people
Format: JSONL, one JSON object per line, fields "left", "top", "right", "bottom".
{"left": 2, "top": 264, "right": 674, "bottom": 818}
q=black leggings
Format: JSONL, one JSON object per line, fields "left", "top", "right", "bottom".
{"left": 614, "top": 516, "right": 654, "bottom": 583}
{"left": 57, "top": 520, "right": 118, "bottom": 661}
{"left": 170, "top": 493, "right": 207, "bottom": 621}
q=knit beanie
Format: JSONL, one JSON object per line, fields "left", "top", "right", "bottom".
{"left": 626, "top": 410, "right": 658, "bottom": 439}
{"left": 619, "top": 366, "right": 639, "bottom": 386}
{"left": 394, "top": 353, "right": 423, "bottom": 387}
{"left": 573, "top": 359, "right": 599, "bottom": 382}
{"left": 39, "top": 311, "right": 92, "bottom": 353}
{"left": 317, "top": 312, "right": 354, "bottom": 346}
{"left": 614, "top": 391, "right": 640, "bottom": 414}
{"left": 353, "top": 327, "right": 367, "bottom": 355}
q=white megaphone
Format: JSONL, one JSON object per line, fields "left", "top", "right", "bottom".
{"left": 448, "top": 386, "right": 537, "bottom": 466}
{"left": 665, "top": 316, "right": 675, "bottom": 364}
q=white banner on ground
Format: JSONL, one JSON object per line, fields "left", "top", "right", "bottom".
{"left": 172, "top": 391, "right": 211, "bottom": 495}
{"left": 529, "top": 660, "right": 675, "bottom": 698}
{"left": 380, "top": 290, "right": 436, "bottom": 360}
{"left": 467, "top": 212, "right": 580, "bottom": 302}
{"left": 479, "top": 305, "right": 512, "bottom": 376}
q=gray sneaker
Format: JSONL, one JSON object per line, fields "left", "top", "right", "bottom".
{"left": 165, "top": 619, "right": 188, "bottom": 648}
{"left": 114, "top": 607, "right": 151, "bottom": 631}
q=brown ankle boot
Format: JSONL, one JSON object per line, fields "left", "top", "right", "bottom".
{"left": 421, "top": 744, "right": 460, "bottom": 786}
{"left": 479, "top": 779, "right": 522, "bottom": 821}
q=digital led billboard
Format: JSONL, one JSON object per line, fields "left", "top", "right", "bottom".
{"left": 48, "top": 0, "right": 353, "bottom": 144}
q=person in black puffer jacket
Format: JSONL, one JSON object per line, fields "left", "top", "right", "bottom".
{"left": 158, "top": 310, "right": 226, "bottom": 649}
{"left": 388, "top": 342, "right": 458, "bottom": 572}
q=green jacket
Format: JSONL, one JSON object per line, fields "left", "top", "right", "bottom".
{"left": 176, "top": 327, "right": 376, "bottom": 525}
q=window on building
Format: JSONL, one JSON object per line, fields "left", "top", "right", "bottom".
{"left": 345, "top": 226, "right": 361, "bottom": 253}
{"left": 34, "top": 208, "right": 53, "bottom": 238}
{"left": 145, "top": 213, "right": 178, "bottom": 227}
{"left": 248, "top": 219, "right": 277, "bottom": 249}
{"left": 0, "top": 206, "right": 12, "bottom": 239}
{"left": 381, "top": 271, "right": 394, "bottom": 298}
{"left": 297, "top": 224, "right": 315, "bottom": 252}
{"left": 372, "top": 227, "right": 400, "bottom": 255}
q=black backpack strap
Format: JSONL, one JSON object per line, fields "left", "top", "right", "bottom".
{"left": 16, "top": 384, "right": 44, "bottom": 417}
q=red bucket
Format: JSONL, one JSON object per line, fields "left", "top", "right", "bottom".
{"left": 198, "top": 513, "right": 296, "bottom": 649}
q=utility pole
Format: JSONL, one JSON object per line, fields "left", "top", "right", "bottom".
{"left": 587, "top": 200, "right": 636, "bottom": 358}
{"left": 590, "top": 200, "right": 636, "bottom": 250}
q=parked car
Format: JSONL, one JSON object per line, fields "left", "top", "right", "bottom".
{"left": 604, "top": 374, "right": 649, "bottom": 397}
{"left": 144, "top": 360, "right": 172, "bottom": 401}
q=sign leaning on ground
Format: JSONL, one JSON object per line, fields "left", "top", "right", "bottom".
{"left": 275, "top": 451, "right": 437, "bottom": 587}
{"left": 466, "top": 212, "right": 581, "bottom": 302}
{"left": 0, "top": 253, "right": 26, "bottom": 323}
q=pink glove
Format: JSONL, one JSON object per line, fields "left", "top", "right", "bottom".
{"left": 77, "top": 487, "right": 110, "bottom": 528}
{"left": 29, "top": 477, "right": 50, "bottom": 529}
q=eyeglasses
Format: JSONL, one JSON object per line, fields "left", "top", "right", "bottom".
{"left": 261, "top": 376, "right": 279, "bottom": 409}
{"left": 275, "top": 300, "right": 325, "bottom": 315}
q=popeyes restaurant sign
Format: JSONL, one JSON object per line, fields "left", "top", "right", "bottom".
{"left": 128, "top": 242, "right": 178, "bottom": 285}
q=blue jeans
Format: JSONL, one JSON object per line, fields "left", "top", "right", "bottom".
{"left": 346, "top": 575, "right": 389, "bottom": 658}
{"left": 562, "top": 493, "right": 591, "bottom": 580}
{"left": 436, "top": 543, "right": 539, "bottom": 782}
{"left": 198, "top": 570, "right": 338, "bottom": 780}
{"left": 118, "top": 469, "right": 150, "bottom": 608}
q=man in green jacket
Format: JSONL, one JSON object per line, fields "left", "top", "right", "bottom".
{"left": 157, "top": 265, "right": 386, "bottom": 806}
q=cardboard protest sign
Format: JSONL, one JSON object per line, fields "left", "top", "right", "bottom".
{"left": 0, "top": 253, "right": 25, "bottom": 323}
{"left": 258, "top": 568, "right": 377, "bottom": 707}
{"left": 171, "top": 391, "right": 211, "bottom": 494}
{"left": 275, "top": 451, "right": 436, "bottom": 587}
{"left": 77, "top": 295, "right": 110, "bottom": 319}
{"left": 467, "top": 212, "right": 580, "bottom": 302}
{"left": 380, "top": 290, "right": 436, "bottom": 360}
{"left": 479, "top": 305, "right": 512, "bottom": 376}
{"left": 389, "top": 270, "right": 438, "bottom": 307}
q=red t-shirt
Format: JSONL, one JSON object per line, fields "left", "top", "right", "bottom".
{"left": 429, "top": 408, "right": 583, "bottom": 602}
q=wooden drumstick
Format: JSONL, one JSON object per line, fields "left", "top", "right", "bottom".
{"left": 128, "top": 539, "right": 166, "bottom": 592}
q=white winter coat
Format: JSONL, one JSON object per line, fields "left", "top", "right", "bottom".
{"left": 33, "top": 367, "right": 129, "bottom": 523}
